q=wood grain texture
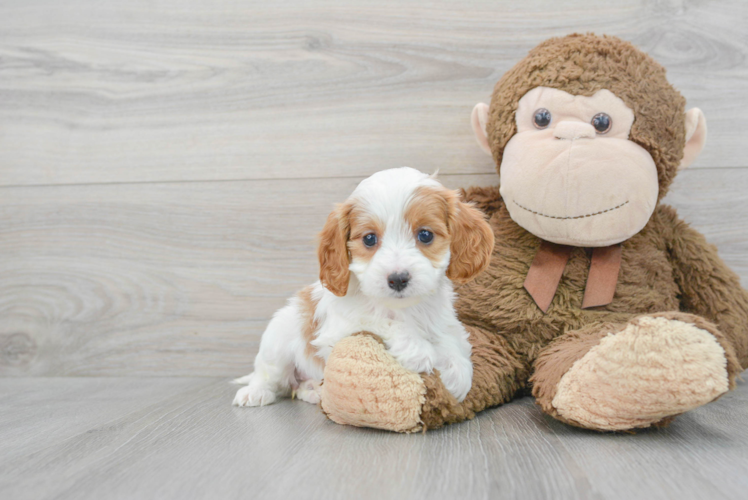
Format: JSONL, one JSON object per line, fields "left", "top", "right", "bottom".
{"left": 1, "top": 169, "right": 746, "bottom": 377}
{"left": 0, "top": 0, "right": 746, "bottom": 187}
{"left": 0, "top": 377, "right": 214, "bottom": 468}
{"left": 1, "top": 377, "right": 747, "bottom": 500}
{"left": 0, "top": 173, "right": 493, "bottom": 376}
{"left": 1, "top": 3, "right": 747, "bottom": 498}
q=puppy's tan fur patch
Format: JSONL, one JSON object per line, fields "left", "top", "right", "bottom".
{"left": 347, "top": 203, "right": 384, "bottom": 264}
{"left": 405, "top": 186, "right": 451, "bottom": 267}
{"left": 297, "top": 285, "right": 324, "bottom": 371}
{"left": 406, "top": 186, "right": 495, "bottom": 283}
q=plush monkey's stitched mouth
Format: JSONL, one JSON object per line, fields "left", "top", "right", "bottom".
{"left": 512, "top": 200, "right": 629, "bottom": 220}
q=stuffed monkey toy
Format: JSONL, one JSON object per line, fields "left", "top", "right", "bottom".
{"left": 318, "top": 34, "right": 748, "bottom": 432}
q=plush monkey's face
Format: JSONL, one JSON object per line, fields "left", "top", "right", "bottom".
{"left": 472, "top": 85, "right": 706, "bottom": 247}
{"left": 500, "top": 87, "right": 658, "bottom": 247}
{"left": 470, "top": 35, "right": 709, "bottom": 247}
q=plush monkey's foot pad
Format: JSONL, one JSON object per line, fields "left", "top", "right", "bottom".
{"left": 320, "top": 334, "right": 427, "bottom": 433}
{"left": 553, "top": 317, "right": 730, "bottom": 431}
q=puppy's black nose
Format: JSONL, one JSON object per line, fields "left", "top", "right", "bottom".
{"left": 387, "top": 272, "right": 410, "bottom": 292}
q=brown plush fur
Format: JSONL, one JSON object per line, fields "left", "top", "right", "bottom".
{"left": 414, "top": 195, "right": 748, "bottom": 431}
{"left": 419, "top": 324, "right": 529, "bottom": 430}
{"left": 320, "top": 33, "right": 748, "bottom": 432}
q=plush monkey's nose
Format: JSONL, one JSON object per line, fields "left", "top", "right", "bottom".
{"left": 554, "top": 121, "right": 596, "bottom": 140}
{"left": 387, "top": 272, "right": 410, "bottom": 292}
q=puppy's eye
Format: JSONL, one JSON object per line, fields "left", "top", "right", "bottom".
{"left": 591, "top": 112, "right": 612, "bottom": 134}
{"left": 533, "top": 108, "right": 551, "bottom": 129}
{"left": 417, "top": 230, "right": 434, "bottom": 244}
{"left": 362, "top": 233, "right": 378, "bottom": 248}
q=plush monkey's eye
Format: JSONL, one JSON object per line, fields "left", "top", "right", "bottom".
{"left": 417, "top": 229, "right": 434, "bottom": 244}
{"left": 533, "top": 108, "right": 552, "bottom": 129}
{"left": 591, "top": 113, "right": 612, "bottom": 134}
{"left": 363, "top": 233, "right": 378, "bottom": 248}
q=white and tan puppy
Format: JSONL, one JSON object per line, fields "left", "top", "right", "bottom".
{"left": 233, "top": 167, "right": 494, "bottom": 407}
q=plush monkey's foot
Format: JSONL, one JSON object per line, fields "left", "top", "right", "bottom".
{"left": 319, "top": 333, "right": 428, "bottom": 433}
{"left": 549, "top": 316, "right": 732, "bottom": 431}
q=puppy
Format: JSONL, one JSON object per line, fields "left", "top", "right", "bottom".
{"left": 233, "top": 167, "right": 494, "bottom": 407}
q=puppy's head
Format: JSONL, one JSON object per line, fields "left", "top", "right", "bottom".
{"left": 318, "top": 167, "right": 494, "bottom": 307}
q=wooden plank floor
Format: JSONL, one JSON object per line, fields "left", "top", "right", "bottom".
{"left": 1, "top": 378, "right": 747, "bottom": 500}
{"left": 1, "top": 0, "right": 748, "bottom": 498}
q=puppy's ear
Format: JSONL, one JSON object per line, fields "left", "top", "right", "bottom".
{"left": 318, "top": 203, "right": 351, "bottom": 296}
{"left": 446, "top": 195, "right": 494, "bottom": 284}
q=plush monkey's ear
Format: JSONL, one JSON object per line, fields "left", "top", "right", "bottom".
{"left": 679, "top": 108, "right": 707, "bottom": 171}
{"left": 447, "top": 197, "right": 495, "bottom": 284}
{"left": 318, "top": 204, "right": 351, "bottom": 297}
{"left": 471, "top": 103, "right": 492, "bottom": 156}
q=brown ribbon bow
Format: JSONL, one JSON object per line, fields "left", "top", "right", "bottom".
{"left": 524, "top": 240, "right": 622, "bottom": 313}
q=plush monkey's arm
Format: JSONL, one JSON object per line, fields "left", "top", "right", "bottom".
{"left": 319, "top": 323, "right": 528, "bottom": 432}
{"left": 660, "top": 205, "right": 748, "bottom": 368}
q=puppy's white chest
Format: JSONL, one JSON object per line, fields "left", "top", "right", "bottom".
{"left": 372, "top": 317, "right": 426, "bottom": 343}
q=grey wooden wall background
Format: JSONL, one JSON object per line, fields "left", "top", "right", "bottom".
{"left": 1, "top": 0, "right": 747, "bottom": 377}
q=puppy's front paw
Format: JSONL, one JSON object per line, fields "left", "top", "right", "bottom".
{"left": 233, "top": 384, "right": 277, "bottom": 407}
{"left": 396, "top": 352, "right": 435, "bottom": 375}
{"left": 387, "top": 339, "right": 437, "bottom": 375}
{"left": 438, "top": 356, "right": 473, "bottom": 403}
